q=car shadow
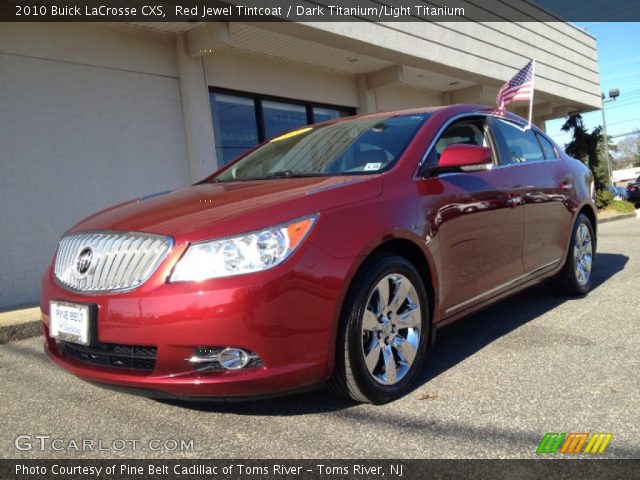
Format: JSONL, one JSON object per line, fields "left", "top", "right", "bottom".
{"left": 417, "top": 252, "right": 627, "bottom": 385}
{"left": 156, "top": 252, "right": 628, "bottom": 416}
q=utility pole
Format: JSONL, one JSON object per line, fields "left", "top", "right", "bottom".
{"left": 601, "top": 88, "right": 619, "bottom": 185}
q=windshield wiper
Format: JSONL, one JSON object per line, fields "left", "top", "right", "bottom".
{"left": 267, "top": 170, "right": 306, "bottom": 178}
{"left": 206, "top": 171, "right": 328, "bottom": 183}
{"left": 261, "top": 171, "right": 326, "bottom": 179}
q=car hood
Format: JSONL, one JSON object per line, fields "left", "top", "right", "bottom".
{"left": 68, "top": 176, "right": 383, "bottom": 244}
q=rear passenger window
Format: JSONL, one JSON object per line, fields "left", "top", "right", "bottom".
{"left": 492, "top": 119, "right": 545, "bottom": 165}
{"left": 536, "top": 132, "right": 557, "bottom": 160}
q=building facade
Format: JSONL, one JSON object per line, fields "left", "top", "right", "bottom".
{"left": 0, "top": 14, "right": 601, "bottom": 309}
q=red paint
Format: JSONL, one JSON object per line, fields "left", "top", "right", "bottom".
{"left": 438, "top": 144, "right": 493, "bottom": 168}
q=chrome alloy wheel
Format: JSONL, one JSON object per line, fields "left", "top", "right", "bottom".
{"left": 574, "top": 223, "right": 593, "bottom": 286}
{"left": 361, "top": 274, "right": 421, "bottom": 385}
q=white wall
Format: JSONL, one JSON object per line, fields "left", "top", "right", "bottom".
{"left": 374, "top": 85, "right": 443, "bottom": 112}
{"left": 287, "top": 18, "right": 601, "bottom": 111}
{"left": 612, "top": 168, "right": 640, "bottom": 183}
{"left": 0, "top": 24, "right": 190, "bottom": 308}
{"left": 204, "top": 48, "right": 359, "bottom": 108}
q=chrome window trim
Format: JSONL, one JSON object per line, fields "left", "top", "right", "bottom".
{"left": 489, "top": 115, "right": 560, "bottom": 168}
{"left": 534, "top": 130, "right": 560, "bottom": 161}
{"left": 53, "top": 230, "right": 175, "bottom": 295}
{"left": 415, "top": 111, "right": 562, "bottom": 177}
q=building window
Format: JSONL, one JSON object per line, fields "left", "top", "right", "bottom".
{"left": 210, "top": 93, "right": 260, "bottom": 166}
{"left": 209, "top": 88, "right": 354, "bottom": 166}
{"left": 262, "top": 100, "right": 308, "bottom": 139}
{"left": 313, "top": 107, "right": 345, "bottom": 123}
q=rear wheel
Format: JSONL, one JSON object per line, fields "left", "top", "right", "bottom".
{"left": 547, "top": 213, "right": 595, "bottom": 296}
{"left": 330, "top": 254, "right": 429, "bottom": 404}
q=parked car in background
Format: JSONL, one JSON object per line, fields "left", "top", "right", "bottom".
{"left": 608, "top": 185, "right": 628, "bottom": 201}
{"left": 627, "top": 177, "right": 640, "bottom": 207}
{"left": 41, "top": 105, "right": 597, "bottom": 404}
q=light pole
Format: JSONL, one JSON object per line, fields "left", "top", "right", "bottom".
{"left": 601, "top": 87, "right": 619, "bottom": 186}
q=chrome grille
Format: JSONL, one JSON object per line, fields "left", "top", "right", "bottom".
{"left": 54, "top": 232, "right": 173, "bottom": 293}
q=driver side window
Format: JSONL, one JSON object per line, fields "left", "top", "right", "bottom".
{"left": 424, "top": 117, "right": 490, "bottom": 166}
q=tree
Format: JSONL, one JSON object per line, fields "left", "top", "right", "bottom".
{"left": 615, "top": 132, "right": 640, "bottom": 169}
{"left": 561, "top": 114, "right": 609, "bottom": 189}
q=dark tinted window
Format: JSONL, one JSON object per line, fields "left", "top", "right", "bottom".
{"left": 210, "top": 93, "right": 260, "bottom": 166}
{"left": 209, "top": 90, "right": 354, "bottom": 166}
{"left": 263, "top": 100, "right": 308, "bottom": 139}
{"left": 313, "top": 107, "right": 348, "bottom": 123}
{"left": 536, "top": 132, "right": 557, "bottom": 160}
{"left": 493, "top": 119, "right": 545, "bottom": 165}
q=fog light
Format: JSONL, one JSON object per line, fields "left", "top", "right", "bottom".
{"left": 186, "top": 346, "right": 261, "bottom": 371}
{"left": 218, "top": 348, "right": 249, "bottom": 370}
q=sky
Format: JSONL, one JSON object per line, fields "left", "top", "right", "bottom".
{"left": 545, "top": 23, "right": 640, "bottom": 149}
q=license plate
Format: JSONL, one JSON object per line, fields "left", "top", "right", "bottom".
{"left": 50, "top": 301, "right": 90, "bottom": 346}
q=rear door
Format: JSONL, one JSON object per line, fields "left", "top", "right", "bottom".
{"left": 490, "top": 117, "right": 573, "bottom": 273}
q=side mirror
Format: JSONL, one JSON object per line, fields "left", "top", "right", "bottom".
{"left": 438, "top": 144, "right": 493, "bottom": 169}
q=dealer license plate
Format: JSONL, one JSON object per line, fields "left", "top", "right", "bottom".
{"left": 50, "top": 301, "right": 90, "bottom": 346}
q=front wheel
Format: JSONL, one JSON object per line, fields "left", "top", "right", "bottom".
{"left": 330, "top": 254, "right": 430, "bottom": 404}
{"left": 548, "top": 213, "right": 595, "bottom": 296}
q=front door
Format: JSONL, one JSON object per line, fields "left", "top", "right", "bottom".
{"left": 417, "top": 115, "right": 525, "bottom": 318}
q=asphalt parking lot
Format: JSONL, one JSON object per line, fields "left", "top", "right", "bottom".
{"left": 1, "top": 217, "right": 639, "bottom": 459}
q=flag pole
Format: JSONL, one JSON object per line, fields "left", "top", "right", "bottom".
{"left": 526, "top": 59, "right": 536, "bottom": 130}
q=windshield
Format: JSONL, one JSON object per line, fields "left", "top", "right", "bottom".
{"left": 212, "top": 113, "right": 430, "bottom": 182}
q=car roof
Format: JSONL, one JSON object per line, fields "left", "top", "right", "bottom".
{"left": 334, "top": 104, "right": 526, "bottom": 125}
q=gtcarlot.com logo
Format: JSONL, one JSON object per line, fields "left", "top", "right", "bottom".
{"left": 537, "top": 433, "right": 613, "bottom": 454}
{"left": 14, "top": 435, "right": 194, "bottom": 452}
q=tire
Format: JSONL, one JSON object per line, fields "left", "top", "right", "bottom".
{"left": 330, "top": 254, "right": 430, "bottom": 404}
{"left": 547, "top": 213, "right": 595, "bottom": 296}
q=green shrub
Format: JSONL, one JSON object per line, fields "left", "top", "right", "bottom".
{"left": 610, "top": 200, "right": 637, "bottom": 214}
{"left": 595, "top": 189, "right": 614, "bottom": 210}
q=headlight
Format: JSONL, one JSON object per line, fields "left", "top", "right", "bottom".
{"left": 169, "top": 214, "right": 318, "bottom": 282}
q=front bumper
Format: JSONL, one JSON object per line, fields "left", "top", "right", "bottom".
{"left": 41, "top": 245, "right": 351, "bottom": 399}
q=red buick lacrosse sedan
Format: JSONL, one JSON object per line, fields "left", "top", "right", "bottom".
{"left": 42, "top": 105, "right": 596, "bottom": 403}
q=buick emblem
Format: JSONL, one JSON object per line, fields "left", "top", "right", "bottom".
{"left": 75, "top": 247, "right": 93, "bottom": 276}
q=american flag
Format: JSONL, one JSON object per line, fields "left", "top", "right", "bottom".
{"left": 496, "top": 60, "right": 535, "bottom": 111}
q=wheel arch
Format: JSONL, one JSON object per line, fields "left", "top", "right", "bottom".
{"left": 553, "top": 201, "right": 597, "bottom": 277}
{"left": 328, "top": 233, "right": 438, "bottom": 402}
{"left": 362, "top": 238, "right": 436, "bottom": 327}
{"left": 330, "top": 231, "right": 439, "bottom": 368}
{"left": 578, "top": 203, "right": 597, "bottom": 246}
